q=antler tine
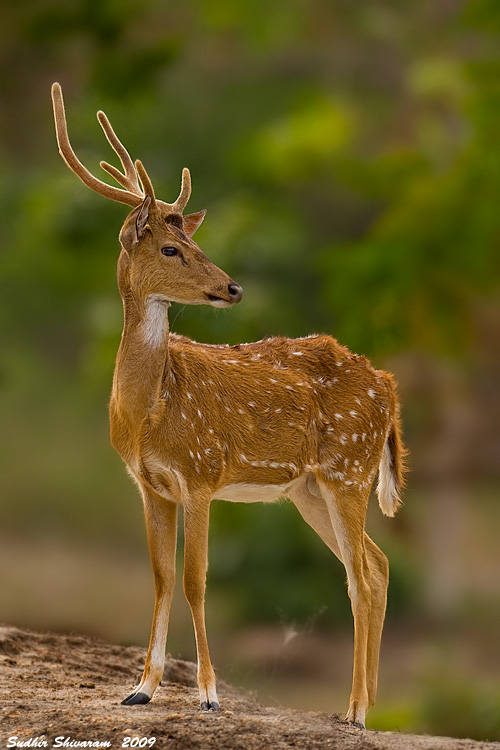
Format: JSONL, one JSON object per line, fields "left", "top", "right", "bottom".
{"left": 51, "top": 83, "right": 142, "bottom": 208}
{"left": 99, "top": 161, "right": 134, "bottom": 191}
{"left": 97, "top": 110, "right": 143, "bottom": 195}
{"left": 135, "top": 160, "right": 156, "bottom": 204}
{"left": 171, "top": 168, "right": 192, "bottom": 213}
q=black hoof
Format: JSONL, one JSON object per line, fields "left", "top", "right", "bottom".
{"left": 121, "top": 691, "right": 151, "bottom": 706}
{"left": 353, "top": 722, "right": 365, "bottom": 730}
{"left": 200, "top": 700, "right": 220, "bottom": 712}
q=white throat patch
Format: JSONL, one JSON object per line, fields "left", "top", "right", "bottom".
{"left": 142, "top": 295, "right": 170, "bottom": 348}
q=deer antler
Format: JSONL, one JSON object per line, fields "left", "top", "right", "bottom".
{"left": 51, "top": 82, "right": 192, "bottom": 212}
{"left": 51, "top": 82, "right": 142, "bottom": 207}
{"left": 171, "top": 167, "right": 191, "bottom": 213}
{"left": 97, "top": 111, "right": 143, "bottom": 197}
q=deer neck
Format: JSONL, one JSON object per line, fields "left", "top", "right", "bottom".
{"left": 111, "top": 250, "right": 171, "bottom": 425}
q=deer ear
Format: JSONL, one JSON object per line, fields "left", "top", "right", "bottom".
{"left": 119, "top": 196, "right": 151, "bottom": 251}
{"left": 183, "top": 210, "right": 206, "bottom": 237}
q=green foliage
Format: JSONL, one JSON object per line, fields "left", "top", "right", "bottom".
{"left": 239, "top": 93, "right": 355, "bottom": 182}
{"left": 419, "top": 675, "right": 500, "bottom": 741}
{"left": 209, "top": 500, "right": 350, "bottom": 626}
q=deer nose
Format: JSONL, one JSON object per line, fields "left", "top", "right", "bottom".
{"left": 228, "top": 282, "right": 243, "bottom": 303}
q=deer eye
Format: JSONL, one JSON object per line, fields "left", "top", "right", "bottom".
{"left": 161, "top": 246, "right": 178, "bottom": 257}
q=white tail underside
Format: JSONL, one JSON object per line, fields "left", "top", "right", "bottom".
{"left": 377, "top": 440, "right": 398, "bottom": 517}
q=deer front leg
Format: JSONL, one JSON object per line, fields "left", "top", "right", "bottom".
{"left": 183, "top": 496, "right": 219, "bottom": 711}
{"left": 122, "top": 488, "right": 178, "bottom": 705}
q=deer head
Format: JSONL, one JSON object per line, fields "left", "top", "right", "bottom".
{"left": 51, "top": 83, "right": 243, "bottom": 308}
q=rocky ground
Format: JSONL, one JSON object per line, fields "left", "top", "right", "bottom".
{"left": 1, "top": 626, "right": 499, "bottom": 750}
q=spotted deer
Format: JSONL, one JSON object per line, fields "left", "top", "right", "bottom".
{"left": 51, "top": 82, "right": 406, "bottom": 729}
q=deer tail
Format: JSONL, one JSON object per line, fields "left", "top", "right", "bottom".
{"left": 377, "top": 410, "right": 407, "bottom": 518}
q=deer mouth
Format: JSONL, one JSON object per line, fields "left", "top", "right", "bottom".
{"left": 206, "top": 283, "right": 243, "bottom": 307}
{"left": 205, "top": 293, "right": 233, "bottom": 307}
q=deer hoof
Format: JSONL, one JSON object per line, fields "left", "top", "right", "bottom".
{"left": 121, "top": 691, "right": 151, "bottom": 705}
{"left": 201, "top": 700, "right": 220, "bottom": 712}
{"left": 353, "top": 722, "right": 365, "bottom": 730}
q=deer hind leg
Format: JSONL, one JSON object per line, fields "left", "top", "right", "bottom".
{"left": 317, "top": 479, "right": 372, "bottom": 729}
{"left": 183, "top": 496, "right": 219, "bottom": 711}
{"left": 291, "top": 476, "right": 380, "bottom": 727}
{"left": 122, "top": 487, "right": 178, "bottom": 705}
{"left": 289, "top": 475, "right": 343, "bottom": 560}
{"left": 364, "top": 534, "right": 389, "bottom": 709}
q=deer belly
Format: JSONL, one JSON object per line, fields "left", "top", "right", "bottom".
{"left": 215, "top": 482, "right": 288, "bottom": 504}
